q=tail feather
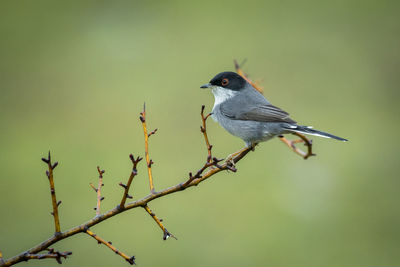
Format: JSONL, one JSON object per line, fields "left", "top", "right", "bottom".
{"left": 286, "top": 125, "right": 348, "bottom": 141}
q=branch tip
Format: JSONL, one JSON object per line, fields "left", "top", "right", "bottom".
{"left": 140, "top": 104, "right": 156, "bottom": 193}
{"left": 42, "top": 152, "right": 61, "bottom": 234}
{"left": 93, "top": 166, "right": 105, "bottom": 216}
{"left": 144, "top": 205, "right": 176, "bottom": 241}
{"left": 86, "top": 229, "right": 134, "bottom": 264}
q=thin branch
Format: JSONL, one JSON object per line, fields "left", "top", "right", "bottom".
{"left": 143, "top": 205, "right": 177, "bottom": 240}
{"left": 89, "top": 183, "right": 97, "bottom": 192}
{"left": 200, "top": 105, "right": 213, "bottom": 163}
{"left": 85, "top": 229, "right": 135, "bottom": 265}
{"left": 234, "top": 59, "right": 263, "bottom": 94}
{"left": 140, "top": 103, "right": 156, "bottom": 194}
{"left": 41, "top": 151, "right": 61, "bottom": 234}
{"left": 93, "top": 167, "right": 105, "bottom": 216}
{"left": 119, "top": 154, "right": 142, "bottom": 209}
{"left": 279, "top": 132, "right": 316, "bottom": 159}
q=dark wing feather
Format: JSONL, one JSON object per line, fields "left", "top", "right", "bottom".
{"left": 220, "top": 93, "right": 296, "bottom": 124}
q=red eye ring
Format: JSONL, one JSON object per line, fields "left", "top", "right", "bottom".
{"left": 221, "top": 78, "right": 229, "bottom": 86}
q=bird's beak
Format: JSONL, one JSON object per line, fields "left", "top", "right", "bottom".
{"left": 200, "top": 83, "right": 211, "bottom": 89}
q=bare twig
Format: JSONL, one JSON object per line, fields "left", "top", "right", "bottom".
{"left": 279, "top": 132, "right": 316, "bottom": 159}
{"left": 41, "top": 152, "right": 61, "bottom": 234}
{"left": 92, "top": 167, "right": 105, "bottom": 216}
{"left": 140, "top": 103, "right": 156, "bottom": 194}
{"left": 234, "top": 59, "right": 263, "bottom": 94}
{"left": 85, "top": 229, "right": 135, "bottom": 265}
{"left": 143, "top": 205, "right": 177, "bottom": 240}
{"left": 89, "top": 183, "right": 97, "bottom": 192}
{"left": 200, "top": 105, "right": 213, "bottom": 163}
{"left": 119, "top": 154, "right": 142, "bottom": 209}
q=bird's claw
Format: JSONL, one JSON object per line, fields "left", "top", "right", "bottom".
{"left": 224, "top": 156, "right": 237, "bottom": 172}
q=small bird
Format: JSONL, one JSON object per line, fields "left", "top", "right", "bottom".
{"left": 200, "top": 71, "right": 347, "bottom": 148}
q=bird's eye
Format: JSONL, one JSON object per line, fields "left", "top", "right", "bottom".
{"left": 221, "top": 78, "right": 229, "bottom": 86}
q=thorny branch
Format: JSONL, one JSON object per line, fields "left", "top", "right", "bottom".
{"left": 41, "top": 152, "right": 61, "bottom": 234}
{"left": 119, "top": 155, "right": 142, "bottom": 209}
{"left": 143, "top": 205, "right": 177, "bottom": 240}
{"left": 22, "top": 249, "right": 72, "bottom": 265}
{"left": 140, "top": 103, "right": 156, "bottom": 194}
{"left": 91, "top": 167, "right": 105, "bottom": 216}
{"left": 0, "top": 104, "right": 253, "bottom": 267}
{"left": 85, "top": 229, "right": 135, "bottom": 265}
{"left": 200, "top": 105, "right": 213, "bottom": 163}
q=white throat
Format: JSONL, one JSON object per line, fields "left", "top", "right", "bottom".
{"left": 211, "top": 86, "right": 238, "bottom": 108}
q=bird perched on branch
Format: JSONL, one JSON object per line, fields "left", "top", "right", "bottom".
{"left": 200, "top": 71, "right": 347, "bottom": 148}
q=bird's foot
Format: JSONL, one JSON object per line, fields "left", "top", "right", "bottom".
{"left": 225, "top": 153, "right": 237, "bottom": 169}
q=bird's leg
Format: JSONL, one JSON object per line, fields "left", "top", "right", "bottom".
{"left": 278, "top": 133, "right": 315, "bottom": 159}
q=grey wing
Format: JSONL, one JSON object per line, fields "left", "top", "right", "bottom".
{"left": 220, "top": 94, "right": 296, "bottom": 124}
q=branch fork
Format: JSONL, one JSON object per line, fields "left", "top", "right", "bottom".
{"left": 119, "top": 154, "right": 142, "bottom": 209}
{"left": 23, "top": 248, "right": 72, "bottom": 264}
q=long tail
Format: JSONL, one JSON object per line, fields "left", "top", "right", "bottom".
{"left": 285, "top": 125, "right": 348, "bottom": 141}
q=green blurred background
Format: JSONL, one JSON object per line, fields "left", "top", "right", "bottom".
{"left": 1, "top": 1, "right": 399, "bottom": 266}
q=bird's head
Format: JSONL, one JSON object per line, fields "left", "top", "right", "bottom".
{"left": 200, "top": 71, "right": 247, "bottom": 91}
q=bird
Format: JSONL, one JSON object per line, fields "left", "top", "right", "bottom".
{"left": 200, "top": 71, "right": 347, "bottom": 149}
